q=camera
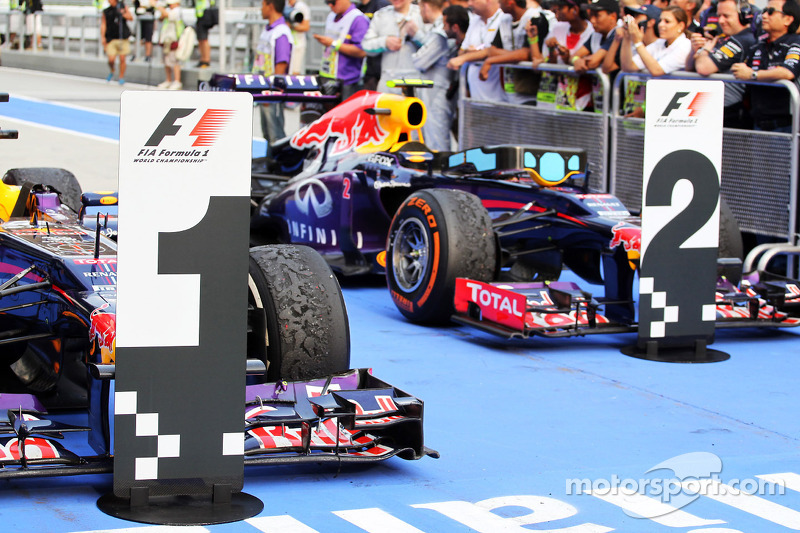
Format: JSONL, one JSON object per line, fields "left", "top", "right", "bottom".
{"left": 704, "top": 23, "right": 720, "bottom": 37}
{"left": 289, "top": 9, "right": 304, "bottom": 23}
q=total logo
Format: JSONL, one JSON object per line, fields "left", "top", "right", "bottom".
{"left": 463, "top": 280, "right": 524, "bottom": 317}
{"left": 133, "top": 107, "right": 235, "bottom": 164}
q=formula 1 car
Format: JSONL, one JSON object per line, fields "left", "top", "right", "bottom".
{"left": 210, "top": 75, "right": 768, "bottom": 333}
{"left": 0, "top": 94, "right": 434, "bottom": 478}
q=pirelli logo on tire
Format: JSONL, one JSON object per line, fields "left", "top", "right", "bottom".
{"left": 406, "top": 196, "right": 438, "bottom": 228}
{"left": 391, "top": 290, "right": 414, "bottom": 312}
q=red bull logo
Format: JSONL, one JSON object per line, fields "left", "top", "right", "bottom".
{"left": 291, "top": 92, "right": 388, "bottom": 157}
{"left": 89, "top": 303, "right": 116, "bottom": 364}
{"left": 609, "top": 222, "right": 642, "bottom": 253}
{"left": 290, "top": 91, "right": 426, "bottom": 157}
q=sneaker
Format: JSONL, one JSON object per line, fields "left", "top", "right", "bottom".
{"left": 196, "top": 61, "right": 210, "bottom": 68}
{"left": 119, "top": 78, "right": 125, "bottom": 85}
{"left": 106, "top": 73, "right": 113, "bottom": 82}
{"left": 168, "top": 81, "right": 183, "bottom": 90}
{"left": 157, "top": 80, "right": 171, "bottom": 89}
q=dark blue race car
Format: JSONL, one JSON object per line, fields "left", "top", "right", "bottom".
{"left": 211, "top": 75, "right": 798, "bottom": 338}
{"left": 0, "top": 93, "right": 434, "bottom": 479}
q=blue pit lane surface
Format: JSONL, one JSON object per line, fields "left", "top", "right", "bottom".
{"left": 1, "top": 77, "right": 800, "bottom": 532}
{"left": 0, "top": 93, "right": 268, "bottom": 155}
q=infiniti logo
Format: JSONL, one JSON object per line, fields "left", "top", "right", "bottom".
{"left": 294, "top": 178, "right": 333, "bottom": 218}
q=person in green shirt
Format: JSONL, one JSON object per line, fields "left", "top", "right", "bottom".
{"left": 194, "top": 0, "right": 218, "bottom": 67}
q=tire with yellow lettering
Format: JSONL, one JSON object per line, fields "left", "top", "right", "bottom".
{"left": 386, "top": 189, "right": 497, "bottom": 324}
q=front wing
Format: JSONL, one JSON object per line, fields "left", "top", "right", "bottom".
{"left": 452, "top": 278, "right": 800, "bottom": 340}
{"left": 0, "top": 369, "right": 436, "bottom": 479}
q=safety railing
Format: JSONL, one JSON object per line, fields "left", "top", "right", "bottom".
{"left": 459, "top": 62, "right": 799, "bottom": 243}
{"left": 609, "top": 71, "right": 798, "bottom": 242}
{"left": 458, "top": 62, "right": 611, "bottom": 193}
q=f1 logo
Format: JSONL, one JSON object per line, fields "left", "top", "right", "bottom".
{"left": 145, "top": 108, "right": 235, "bottom": 147}
{"left": 146, "top": 108, "right": 194, "bottom": 146}
{"left": 661, "top": 92, "right": 712, "bottom": 118}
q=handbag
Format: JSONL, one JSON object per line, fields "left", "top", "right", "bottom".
{"left": 175, "top": 26, "right": 197, "bottom": 62}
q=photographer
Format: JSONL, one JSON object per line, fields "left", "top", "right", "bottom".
{"left": 686, "top": 0, "right": 756, "bottom": 128}
{"left": 619, "top": 5, "right": 691, "bottom": 76}
{"left": 101, "top": 0, "right": 134, "bottom": 84}
{"left": 285, "top": 0, "right": 310, "bottom": 75}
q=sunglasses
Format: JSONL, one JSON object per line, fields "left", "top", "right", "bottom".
{"left": 763, "top": 6, "right": 786, "bottom": 15}
{"left": 325, "top": 0, "right": 336, "bottom": 4}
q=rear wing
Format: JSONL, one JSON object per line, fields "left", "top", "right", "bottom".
{"left": 199, "top": 74, "right": 341, "bottom": 104}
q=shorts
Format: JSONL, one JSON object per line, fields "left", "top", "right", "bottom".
{"left": 105, "top": 39, "right": 131, "bottom": 57}
{"left": 195, "top": 8, "right": 218, "bottom": 41}
{"left": 163, "top": 48, "right": 178, "bottom": 67}
{"left": 139, "top": 18, "right": 154, "bottom": 41}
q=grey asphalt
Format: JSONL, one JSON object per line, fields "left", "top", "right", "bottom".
{"left": 0, "top": 66, "right": 299, "bottom": 192}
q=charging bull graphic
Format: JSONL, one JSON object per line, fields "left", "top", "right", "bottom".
{"left": 290, "top": 91, "right": 426, "bottom": 157}
{"left": 89, "top": 303, "right": 116, "bottom": 364}
{"left": 609, "top": 222, "right": 641, "bottom": 254}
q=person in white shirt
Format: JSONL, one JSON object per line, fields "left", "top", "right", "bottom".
{"left": 285, "top": 0, "right": 310, "bottom": 75}
{"left": 446, "top": 0, "right": 512, "bottom": 101}
{"left": 362, "top": 0, "right": 426, "bottom": 93}
{"left": 478, "top": 0, "right": 549, "bottom": 105}
{"left": 620, "top": 4, "right": 691, "bottom": 75}
{"left": 412, "top": 0, "right": 455, "bottom": 150}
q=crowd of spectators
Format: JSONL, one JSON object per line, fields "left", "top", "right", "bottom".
{"left": 291, "top": 0, "right": 800, "bottom": 147}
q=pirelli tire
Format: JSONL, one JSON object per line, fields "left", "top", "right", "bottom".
{"left": 3, "top": 167, "right": 83, "bottom": 212}
{"left": 387, "top": 189, "right": 497, "bottom": 325}
{"left": 248, "top": 245, "right": 350, "bottom": 381}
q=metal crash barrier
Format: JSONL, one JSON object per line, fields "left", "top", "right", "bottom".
{"left": 459, "top": 63, "right": 610, "bottom": 193}
{"left": 460, "top": 63, "right": 799, "bottom": 242}
{"left": 610, "top": 71, "right": 798, "bottom": 242}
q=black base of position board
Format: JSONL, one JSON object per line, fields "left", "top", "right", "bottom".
{"left": 621, "top": 339, "right": 729, "bottom": 363}
{"left": 97, "top": 490, "right": 263, "bottom": 526}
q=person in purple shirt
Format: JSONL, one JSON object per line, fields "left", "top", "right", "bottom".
{"left": 313, "top": 0, "right": 369, "bottom": 99}
{"left": 255, "top": 0, "right": 293, "bottom": 156}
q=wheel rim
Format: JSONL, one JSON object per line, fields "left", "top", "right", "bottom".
{"left": 391, "top": 218, "right": 430, "bottom": 293}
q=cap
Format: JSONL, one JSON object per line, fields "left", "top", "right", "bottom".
{"left": 554, "top": 0, "right": 585, "bottom": 8}
{"left": 587, "top": 0, "right": 619, "bottom": 12}
{"left": 624, "top": 4, "right": 661, "bottom": 20}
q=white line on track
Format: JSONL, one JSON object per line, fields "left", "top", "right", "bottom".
{"left": 757, "top": 472, "right": 800, "bottom": 493}
{"left": 586, "top": 488, "right": 725, "bottom": 527}
{"left": 246, "top": 515, "right": 321, "bottom": 532}
{"left": 8, "top": 93, "right": 124, "bottom": 117}
{"left": 681, "top": 479, "right": 800, "bottom": 530}
{"left": 0, "top": 115, "right": 119, "bottom": 144}
{"left": 334, "top": 508, "right": 426, "bottom": 533}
